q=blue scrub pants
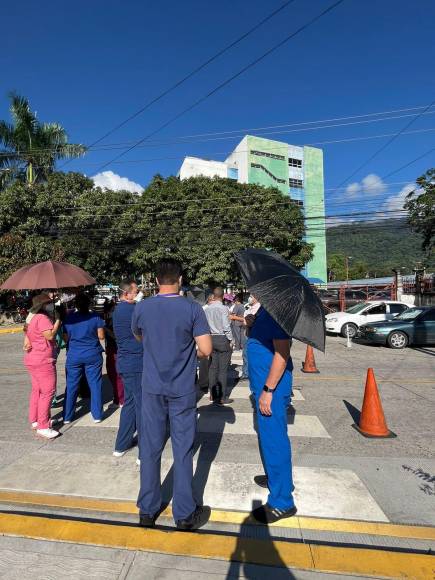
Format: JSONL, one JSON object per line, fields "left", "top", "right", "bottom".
{"left": 137, "top": 391, "right": 196, "bottom": 522}
{"left": 115, "top": 373, "right": 142, "bottom": 454}
{"left": 251, "top": 374, "right": 295, "bottom": 511}
{"left": 64, "top": 353, "right": 103, "bottom": 421}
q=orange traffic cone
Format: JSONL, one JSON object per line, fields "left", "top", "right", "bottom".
{"left": 301, "top": 345, "right": 319, "bottom": 374}
{"left": 354, "top": 368, "right": 396, "bottom": 438}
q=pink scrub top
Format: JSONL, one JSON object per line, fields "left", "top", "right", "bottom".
{"left": 24, "top": 313, "right": 57, "bottom": 365}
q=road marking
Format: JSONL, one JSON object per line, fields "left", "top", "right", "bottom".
{"left": 73, "top": 409, "right": 328, "bottom": 437}
{"left": 0, "top": 453, "right": 386, "bottom": 520}
{"left": 0, "top": 327, "right": 22, "bottom": 335}
{"left": 0, "top": 490, "right": 432, "bottom": 540}
{"left": 0, "top": 512, "right": 432, "bottom": 579}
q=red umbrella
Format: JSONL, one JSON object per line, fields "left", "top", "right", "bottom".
{"left": 0, "top": 260, "right": 96, "bottom": 290}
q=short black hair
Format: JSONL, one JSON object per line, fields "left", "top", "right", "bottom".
{"left": 75, "top": 292, "right": 90, "bottom": 313}
{"left": 119, "top": 280, "right": 136, "bottom": 296}
{"left": 213, "top": 286, "right": 224, "bottom": 299}
{"left": 156, "top": 259, "right": 183, "bottom": 285}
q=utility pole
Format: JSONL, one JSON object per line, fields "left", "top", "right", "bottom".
{"left": 345, "top": 256, "right": 352, "bottom": 284}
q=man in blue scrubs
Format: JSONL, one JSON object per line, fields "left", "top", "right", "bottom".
{"left": 132, "top": 259, "right": 212, "bottom": 530}
{"left": 247, "top": 304, "right": 297, "bottom": 524}
{"left": 112, "top": 281, "right": 143, "bottom": 458}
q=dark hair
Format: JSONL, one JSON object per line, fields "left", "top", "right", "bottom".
{"left": 235, "top": 293, "right": 244, "bottom": 303}
{"left": 119, "top": 280, "right": 136, "bottom": 296}
{"left": 213, "top": 286, "right": 224, "bottom": 299}
{"left": 156, "top": 259, "right": 182, "bottom": 285}
{"left": 75, "top": 293, "right": 90, "bottom": 313}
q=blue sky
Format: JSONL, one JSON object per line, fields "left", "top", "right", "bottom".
{"left": 2, "top": 0, "right": 434, "bottom": 217}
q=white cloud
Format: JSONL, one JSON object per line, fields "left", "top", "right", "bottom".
{"left": 92, "top": 171, "right": 143, "bottom": 194}
{"left": 383, "top": 183, "right": 415, "bottom": 212}
{"left": 345, "top": 173, "right": 386, "bottom": 197}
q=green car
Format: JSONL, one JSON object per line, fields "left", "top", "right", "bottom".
{"left": 355, "top": 306, "right": 435, "bottom": 349}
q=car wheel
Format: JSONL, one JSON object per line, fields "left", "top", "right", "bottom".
{"left": 341, "top": 322, "right": 358, "bottom": 338}
{"left": 387, "top": 331, "right": 408, "bottom": 349}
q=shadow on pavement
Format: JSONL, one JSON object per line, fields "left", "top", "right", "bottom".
{"left": 343, "top": 399, "right": 361, "bottom": 424}
{"left": 226, "top": 499, "right": 296, "bottom": 579}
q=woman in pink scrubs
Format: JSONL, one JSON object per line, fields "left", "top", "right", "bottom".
{"left": 24, "top": 293, "right": 61, "bottom": 439}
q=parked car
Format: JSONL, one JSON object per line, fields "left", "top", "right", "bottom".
{"left": 325, "top": 301, "right": 409, "bottom": 338}
{"left": 320, "top": 289, "right": 368, "bottom": 313}
{"left": 355, "top": 306, "right": 435, "bottom": 349}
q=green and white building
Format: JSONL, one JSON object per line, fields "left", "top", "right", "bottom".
{"left": 178, "top": 135, "right": 327, "bottom": 283}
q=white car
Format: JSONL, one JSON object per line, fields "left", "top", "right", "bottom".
{"left": 325, "top": 301, "right": 409, "bottom": 338}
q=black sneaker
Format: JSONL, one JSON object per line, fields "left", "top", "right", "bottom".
{"left": 217, "top": 398, "right": 234, "bottom": 406}
{"left": 254, "top": 475, "right": 269, "bottom": 488}
{"left": 139, "top": 513, "right": 156, "bottom": 528}
{"left": 176, "top": 505, "right": 211, "bottom": 531}
{"left": 252, "top": 503, "right": 297, "bottom": 524}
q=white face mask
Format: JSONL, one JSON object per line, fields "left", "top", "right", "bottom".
{"left": 44, "top": 303, "right": 55, "bottom": 314}
{"left": 248, "top": 296, "right": 254, "bottom": 305}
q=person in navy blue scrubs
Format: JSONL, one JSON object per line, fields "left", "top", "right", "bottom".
{"left": 112, "top": 280, "right": 143, "bottom": 457}
{"left": 247, "top": 304, "right": 297, "bottom": 524}
{"left": 132, "top": 259, "right": 212, "bottom": 531}
{"left": 63, "top": 293, "right": 105, "bottom": 423}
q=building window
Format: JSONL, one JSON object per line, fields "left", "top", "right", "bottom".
{"left": 227, "top": 167, "right": 238, "bottom": 180}
{"left": 251, "top": 150, "right": 285, "bottom": 161}
{"left": 288, "top": 157, "right": 302, "bottom": 168}
{"left": 289, "top": 178, "right": 303, "bottom": 188}
{"left": 290, "top": 199, "right": 304, "bottom": 207}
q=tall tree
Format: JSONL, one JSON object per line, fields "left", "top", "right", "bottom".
{"left": 404, "top": 168, "right": 435, "bottom": 254}
{"left": 129, "top": 175, "right": 313, "bottom": 285}
{"left": 0, "top": 92, "right": 86, "bottom": 188}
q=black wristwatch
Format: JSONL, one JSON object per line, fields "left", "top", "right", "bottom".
{"left": 263, "top": 385, "right": 275, "bottom": 393}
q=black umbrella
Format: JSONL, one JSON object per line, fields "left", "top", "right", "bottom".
{"left": 235, "top": 248, "right": 326, "bottom": 352}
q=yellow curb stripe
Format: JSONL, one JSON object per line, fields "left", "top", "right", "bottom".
{"left": 1, "top": 490, "right": 434, "bottom": 541}
{"left": 0, "top": 327, "right": 22, "bottom": 335}
{"left": 0, "top": 512, "right": 433, "bottom": 579}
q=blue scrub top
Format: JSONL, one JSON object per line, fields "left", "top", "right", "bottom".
{"left": 131, "top": 294, "right": 210, "bottom": 396}
{"left": 64, "top": 311, "right": 105, "bottom": 359}
{"left": 112, "top": 301, "right": 143, "bottom": 374}
{"left": 247, "top": 307, "right": 293, "bottom": 390}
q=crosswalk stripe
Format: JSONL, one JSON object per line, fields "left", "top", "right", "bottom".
{"left": 0, "top": 451, "right": 386, "bottom": 521}
{"left": 72, "top": 408, "right": 328, "bottom": 437}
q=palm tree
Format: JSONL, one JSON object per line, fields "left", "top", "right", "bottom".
{"left": 0, "top": 92, "right": 87, "bottom": 188}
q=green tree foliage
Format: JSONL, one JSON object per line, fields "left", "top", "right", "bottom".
{"left": 0, "top": 172, "right": 139, "bottom": 283}
{"left": 327, "top": 253, "right": 369, "bottom": 281}
{"left": 0, "top": 172, "right": 312, "bottom": 286}
{"left": 327, "top": 219, "right": 432, "bottom": 278}
{"left": 128, "top": 175, "right": 313, "bottom": 285}
{"left": 0, "top": 92, "right": 86, "bottom": 188}
{"left": 404, "top": 168, "right": 434, "bottom": 253}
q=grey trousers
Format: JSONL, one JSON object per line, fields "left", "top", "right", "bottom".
{"left": 208, "top": 335, "right": 232, "bottom": 400}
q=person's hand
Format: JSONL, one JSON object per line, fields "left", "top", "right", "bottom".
{"left": 259, "top": 391, "right": 273, "bottom": 416}
{"left": 23, "top": 341, "right": 32, "bottom": 352}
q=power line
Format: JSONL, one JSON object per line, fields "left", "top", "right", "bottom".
{"left": 95, "top": 0, "right": 347, "bottom": 172}
{"left": 335, "top": 98, "right": 435, "bottom": 189}
{"left": 382, "top": 145, "right": 435, "bottom": 180}
{"left": 66, "top": 0, "right": 298, "bottom": 155}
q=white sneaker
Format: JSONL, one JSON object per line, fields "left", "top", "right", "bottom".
{"left": 36, "top": 428, "right": 59, "bottom": 439}
{"left": 113, "top": 450, "right": 126, "bottom": 457}
{"left": 31, "top": 422, "right": 38, "bottom": 430}
{"left": 94, "top": 419, "right": 102, "bottom": 423}
{"left": 136, "top": 458, "right": 141, "bottom": 466}
{"left": 63, "top": 420, "right": 71, "bottom": 424}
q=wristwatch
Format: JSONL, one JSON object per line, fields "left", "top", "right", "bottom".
{"left": 262, "top": 385, "right": 275, "bottom": 393}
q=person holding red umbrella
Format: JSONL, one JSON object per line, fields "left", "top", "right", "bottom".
{"left": 24, "top": 293, "right": 61, "bottom": 439}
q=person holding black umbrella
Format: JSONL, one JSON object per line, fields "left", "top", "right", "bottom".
{"left": 235, "top": 248, "right": 326, "bottom": 525}
{"left": 247, "top": 305, "right": 297, "bottom": 524}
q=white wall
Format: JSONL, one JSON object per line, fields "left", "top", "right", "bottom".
{"left": 225, "top": 136, "right": 248, "bottom": 183}
{"left": 179, "top": 157, "right": 228, "bottom": 180}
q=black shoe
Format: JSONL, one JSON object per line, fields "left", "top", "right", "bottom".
{"left": 139, "top": 513, "right": 156, "bottom": 528}
{"left": 176, "top": 505, "right": 211, "bottom": 531}
{"left": 254, "top": 475, "right": 269, "bottom": 488}
{"left": 252, "top": 503, "right": 297, "bottom": 524}
{"left": 217, "top": 398, "right": 234, "bottom": 406}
